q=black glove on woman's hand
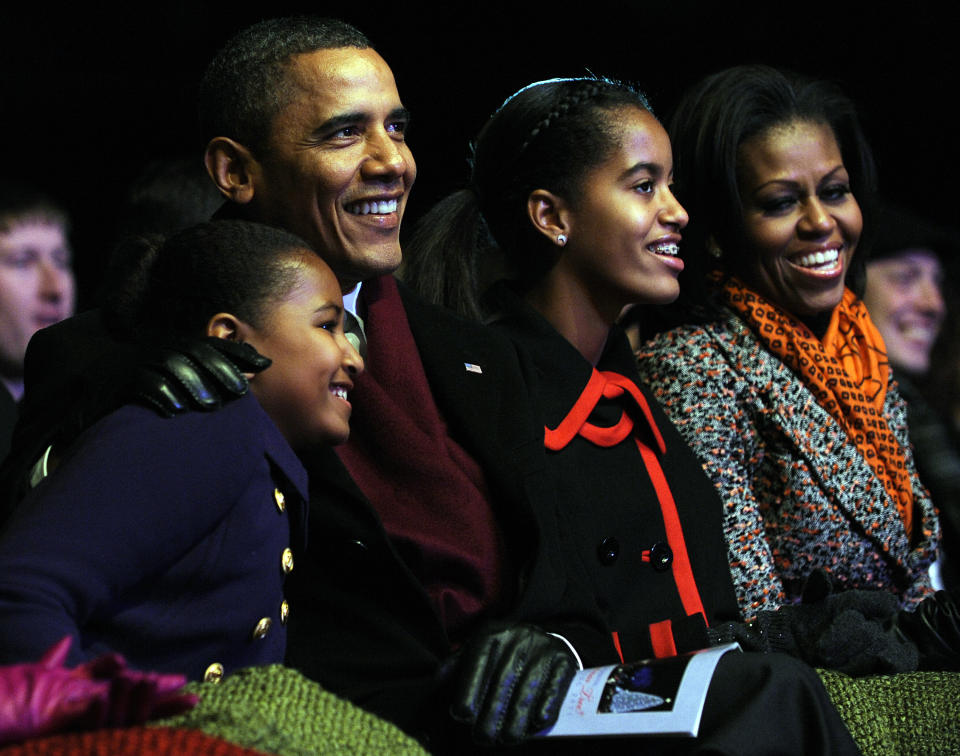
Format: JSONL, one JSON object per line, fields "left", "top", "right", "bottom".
{"left": 448, "top": 622, "right": 578, "bottom": 745}
{"left": 766, "top": 585, "right": 919, "bottom": 675}
{"left": 706, "top": 570, "right": 919, "bottom": 675}
{"left": 131, "top": 337, "right": 271, "bottom": 417}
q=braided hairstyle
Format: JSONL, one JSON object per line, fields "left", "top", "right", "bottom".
{"left": 403, "top": 77, "right": 652, "bottom": 320}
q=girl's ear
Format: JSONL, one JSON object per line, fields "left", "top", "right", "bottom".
{"left": 527, "top": 189, "right": 572, "bottom": 247}
{"left": 206, "top": 313, "right": 261, "bottom": 382}
{"left": 206, "top": 312, "right": 253, "bottom": 342}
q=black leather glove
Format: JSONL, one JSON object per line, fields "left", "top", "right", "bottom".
{"left": 896, "top": 590, "right": 960, "bottom": 670}
{"left": 130, "top": 337, "right": 271, "bottom": 418}
{"left": 706, "top": 570, "right": 919, "bottom": 675}
{"left": 448, "top": 622, "right": 578, "bottom": 745}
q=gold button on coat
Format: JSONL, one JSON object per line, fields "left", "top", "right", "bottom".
{"left": 274, "top": 488, "right": 286, "bottom": 513}
{"left": 281, "top": 548, "right": 294, "bottom": 574}
{"left": 252, "top": 617, "right": 273, "bottom": 639}
{"left": 203, "top": 663, "right": 224, "bottom": 683}
{"left": 280, "top": 599, "right": 290, "bottom": 624}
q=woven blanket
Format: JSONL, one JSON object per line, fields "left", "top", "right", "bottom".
{"left": 819, "top": 669, "right": 960, "bottom": 755}
{"left": 8, "top": 663, "right": 956, "bottom": 755}
{"left": 154, "top": 665, "right": 428, "bottom": 756}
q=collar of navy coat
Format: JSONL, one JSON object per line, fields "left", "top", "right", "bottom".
{"left": 710, "top": 306, "right": 938, "bottom": 574}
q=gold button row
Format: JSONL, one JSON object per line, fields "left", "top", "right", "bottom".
{"left": 204, "top": 480, "right": 293, "bottom": 683}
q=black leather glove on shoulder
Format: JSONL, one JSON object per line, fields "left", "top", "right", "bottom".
{"left": 706, "top": 570, "right": 919, "bottom": 675}
{"left": 130, "top": 337, "right": 271, "bottom": 418}
{"left": 447, "top": 622, "right": 578, "bottom": 746}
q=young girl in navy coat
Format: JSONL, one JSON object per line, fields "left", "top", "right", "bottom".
{"left": 0, "top": 219, "right": 363, "bottom": 681}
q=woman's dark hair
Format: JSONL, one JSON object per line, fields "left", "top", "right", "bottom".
{"left": 403, "top": 76, "right": 652, "bottom": 320}
{"left": 667, "top": 64, "right": 877, "bottom": 312}
{"left": 103, "top": 219, "right": 310, "bottom": 339}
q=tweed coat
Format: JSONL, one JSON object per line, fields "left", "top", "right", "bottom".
{"left": 636, "top": 306, "right": 939, "bottom": 621}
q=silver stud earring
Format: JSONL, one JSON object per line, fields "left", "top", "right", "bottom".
{"left": 557, "top": 233, "right": 567, "bottom": 246}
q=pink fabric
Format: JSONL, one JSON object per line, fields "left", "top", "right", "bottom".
{"left": 0, "top": 638, "right": 196, "bottom": 746}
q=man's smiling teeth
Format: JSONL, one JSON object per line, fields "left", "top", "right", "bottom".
{"left": 649, "top": 242, "right": 679, "bottom": 256}
{"left": 331, "top": 386, "right": 348, "bottom": 400}
{"left": 794, "top": 248, "right": 840, "bottom": 268}
{"left": 346, "top": 199, "right": 398, "bottom": 215}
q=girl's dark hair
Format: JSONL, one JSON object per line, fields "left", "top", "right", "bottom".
{"left": 667, "top": 64, "right": 877, "bottom": 314}
{"left": 403, "top": 76, "right": 652, "bottom": 320}
{"left": 103, "top": 219, "right": 310, "bottom": 339}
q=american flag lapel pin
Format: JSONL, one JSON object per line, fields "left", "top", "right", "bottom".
{"left": 464, "top": 363, "right": 483, "bottom": 374}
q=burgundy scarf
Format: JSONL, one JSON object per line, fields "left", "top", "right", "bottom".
{"left": 336, "top": 275, "right": 506, "bottom": 642}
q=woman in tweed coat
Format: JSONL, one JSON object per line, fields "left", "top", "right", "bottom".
{"left": 635, "top": 65, "right": 938, "bottom": 622}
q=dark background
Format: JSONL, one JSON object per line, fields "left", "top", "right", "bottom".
{"left": 4, "top": 2, "right": 955, "bottom": 307}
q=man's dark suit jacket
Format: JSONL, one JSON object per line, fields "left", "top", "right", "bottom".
{"left": 283, "top": 282, "right": 743, "bottom": 748}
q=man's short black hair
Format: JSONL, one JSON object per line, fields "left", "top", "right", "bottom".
{"left": 198, "top": 16, "right": 370, "bottom": 154}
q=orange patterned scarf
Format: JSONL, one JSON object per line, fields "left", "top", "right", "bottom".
{"left": 722, "top": 277, "right": 914, "bottom": 536}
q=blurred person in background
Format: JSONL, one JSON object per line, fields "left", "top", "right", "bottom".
{"left": 0, "top": 182, "right": 75, "bottom": 460}
{"left": 863, "top": 204, "right": 960, "bottom": 591}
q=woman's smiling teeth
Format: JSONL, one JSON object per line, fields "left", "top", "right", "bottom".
{"left": 331, "top": 385, "right": 349, "bottom": 400}
{"left": 793, "top": 247, "right": 840, "bottom": 269}
{"left": 649, "top": 241, "right": 679, "bottom": 256}
{"left": 346, "top": 199, "right": 398, "bottom": 215}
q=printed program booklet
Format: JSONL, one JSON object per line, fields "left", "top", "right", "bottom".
{"left": 537, "top": 642, "right": 741, "bottom": 739}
